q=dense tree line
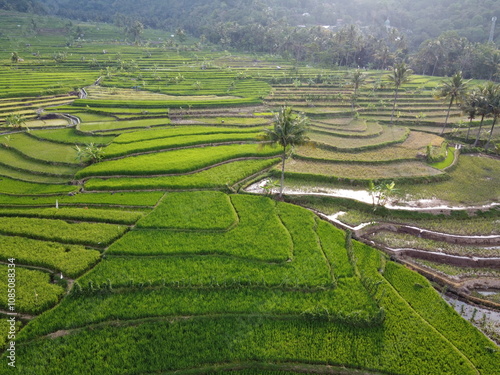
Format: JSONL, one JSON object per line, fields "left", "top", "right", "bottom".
{"left": 0, "top": 0, "right": 43, "bottom": 13}
{"left": 1, "top": 0, "right": 499, "bottom": 79}
{"left": 7, "top": 0, "right": 498, "bottom": 46}
{"left": 411, "top": 33, "right": 500, "bottom": 80}
{"left": 203, "top": 22, "right": 500, "bottom": 80}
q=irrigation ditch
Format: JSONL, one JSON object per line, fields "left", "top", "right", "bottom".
{"left": 275, "top": 190, "right": 500, "bottom": 343}
{"left": 245, "top": 181, "right": 500, "bottom": 317}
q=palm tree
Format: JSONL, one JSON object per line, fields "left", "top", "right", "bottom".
{"left": 461, "top": 90, "right": 479, "bottom": 142}
{"left": 348, "top": 69, "right": 366, "bottom": 111}
{"left": 373, "top": 45, "right": 394, "bottom": 70}
{"left": 75, "top": 143, "right": 105, "bottom": 164}
{"left": 5, "top": 114, "right": 25, "bottom": 128}
{"left": 430, "top": 40, "right": 444, "bottom": 76}
{"left": 435, "top": 71, "right": 470, "bottom": 135}
{"left": 176, "top": 28, "right": 187, "bottom": 43}
{"left": 11, "top": 52, "right": 20, "bottom": 63}
{"left": 484, "top": 82, "right": 500, "bottom": 149}
{"left": 387, "top": 62, "right": 413, "bottom": 124}
{"left": 473, "top": 85, "right": 492, "bottom": 147}
{"left": 126, "top": 21, "right": 144, "bottom": 42}
{"left": 261, "top": 106, "right": 309, "bottom": 198}
{"left": 368, "top": 180, "right": 397, "bottom": 210}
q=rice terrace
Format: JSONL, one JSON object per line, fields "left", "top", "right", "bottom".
{"left": 0, "top": 1, "right": 499, "bottom": 374}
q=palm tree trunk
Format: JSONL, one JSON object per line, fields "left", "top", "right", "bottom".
{"left": 473, "top": 114, "right": 485, "bottom": 147}
{"left": 432, "top": 57, "right": 438, "bottom": 76}
{"left": 279, "top": 147, "right": 286, "bottom": 198}
{"left": 440, "top": 97, "right": 454, "bottom": 135}
{"left": 485, "top": 115, "right": 498, "bottom": 148}
{"left": 465, "top": 118, "right": 473, "bottom": 142}
{"left": 390, "top": 88, "right": 399, "bottom": 124}
{"left": 351, "top": 88, "right": 356, "bottom": 111}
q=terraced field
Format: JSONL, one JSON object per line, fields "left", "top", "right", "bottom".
{"left": 7, "top": 192, "right": 500, "bottom": 375}
{"left": 264, "top": 78, "right": 469, "bottom": 187}
{"left": 0, "top": 9, "right": 498, "bottom": 375}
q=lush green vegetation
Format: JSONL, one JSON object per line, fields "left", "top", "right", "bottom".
{"left": 0, "top": 128, "right": 496, "bottom": 374}
{"left": 10, "top": 231, "right": 500, "bottom": 374}
{"left": 0, "top": 147, "right": 79, "bottom": 176}
{"left": 0, "top": 217, "right": 128, "bottom": 247}
{"left": 400, "top": 155, "right": 500, "bottom": 203}
{"left": 0, "top": 207, "right": 144, "bottom": 224}
{"left": 76, "top": 254, "right": 327, "bottom": 290}
{"left": 0, "top": 319, "right": 20, "bottom": 348}
{"left": 5, "top": 133, "right": 80, "bottom": 165}
{"left": 195, "top": 117, "right": 270, "bottom": 126}
{"left": 0, "top": 176, "right": 77, "bottom": 195}
{"left": 112, "top": 126, "right": 263, "bottom": 144}
{"left": 0, "top": 235, "right": 100, "bottom": 277}
{"left": 354, "top": 241, "right": 500, "bottom": 374}
{"left": 0, "top": 266, "right": 64, "bottom": 314}
{"left": 0, "top": 192, "right": 163, "bottom": 207}
{"left": 0, "top": 163, "right": 70, "bottom": 183}
{"left": 30, "top": 128, "right": 115, "bottom": 145}
{"left": 84, "top": 158, "right": 279, "bottom": 191}
{"left": 72, "top": 112, "right": 116, "bottom": 123}
{"left": 77, "top": 144, "right": 281, "bottom": 178}
{"left": 20, "top": 0, "right": 500, "bottom": 78}
{"left": 79, "top": 197, "right": 343, "bottom": 289}
{"left": 0, "top": 9, "right": 498, "bottom": 375}
{"left": 78, "top": 118, "right": 171, "bottom": 133}
{"left": 0, "top": 69, "right": 94, "bottom": 99}
{"left": 429, "top": 147, "right": 456, "bottom": 169}
{"left": 19, "top": 286, "right": 380, "bottom": 340}
{"left": 383, "top": 261, "right": 500, "bottom": 374}
{"left": 103, "top": 131, "right": 261, "bottom": 158}
{"left": 279, "top": 153, "right": 499, "bottom": 206}
{"left": 75, "top": 97, "right": 263, "bottom": 109}
{"left": 108, "top": 195, "right": 293, "bottom": 262}
{"left": 8, "top": 316, "right": 486, "bottom": 374}
{"left": 136, "top": 191, "right": 237, "bottom": 230}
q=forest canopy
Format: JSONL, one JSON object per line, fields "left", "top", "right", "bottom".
{"left": 19, "top": 0, "right": 499, "bottom": 47}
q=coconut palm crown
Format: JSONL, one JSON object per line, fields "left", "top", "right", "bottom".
{"left": 261, "top": 106, "right": 309, "bottom": 198}
{"left": 348, "top": 69, "right": 366, "bottom": 110}
{"left": 483, "top": 81, "right": 500, "bottom": 148}
{"left": 435, "top": 71, "right": 470, "bottom": 135}
{"left": 387, "top": 62, "right": 413, "bottom": 124}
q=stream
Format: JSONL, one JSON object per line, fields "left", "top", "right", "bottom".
{"left": 245, "top": 179, "right": 500, "bottom": 213}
